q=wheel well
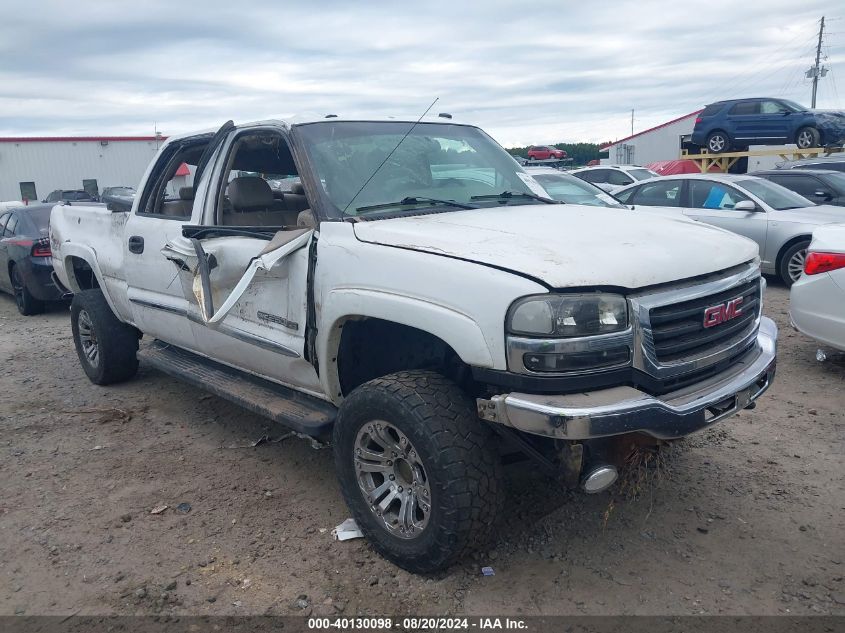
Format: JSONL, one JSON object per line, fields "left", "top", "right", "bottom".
{"left": 336, "top": 317, "right": 471, "bottom": 396}
{"left": 776, "top": 235, "right": 812, "bottom": 270}
{"left": 68, "top": 256, "right": 99, "bottom": 290}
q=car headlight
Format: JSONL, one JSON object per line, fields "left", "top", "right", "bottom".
{"left": 507, "top": 293, "right": 628, "bottom": 338}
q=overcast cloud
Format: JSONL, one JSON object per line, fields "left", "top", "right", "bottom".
{"left": 0, "top": 0, "right": 842, "bottom": 146}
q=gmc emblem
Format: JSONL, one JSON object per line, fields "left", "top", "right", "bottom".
{"left": 703, "top": 296, "right": 743, "bottom": 328}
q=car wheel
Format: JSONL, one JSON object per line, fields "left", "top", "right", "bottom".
{"left": 71, "top": 289, "right": 140, "bottom": 385}
{"left": 333, "top": 370, "right": 502, "bottom": 573}
{"left": 779, "top": 240, "right": 811, "bottom": 287}
{"left": 796, "top": 127, "right": 820, "bottom": 149}
{"left": 706, "top": 131, "right": 730, "bottom": 154}
{"left": 10, "top": 264, "right": 44, "bottom": 316}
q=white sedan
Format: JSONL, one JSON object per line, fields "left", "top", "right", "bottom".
{"left": 570, "top": 165, "right": 659, "bottom": 192}
{"left": 790, "top": 223, "right": 845, "bottom": 351}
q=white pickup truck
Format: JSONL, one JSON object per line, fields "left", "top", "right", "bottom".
{"left": 51, "top": 116, "right": 777, "bottom": 572}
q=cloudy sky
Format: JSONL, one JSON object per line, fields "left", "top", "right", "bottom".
{"left": 0, "top": 0, "right": 842, "bottom": 146}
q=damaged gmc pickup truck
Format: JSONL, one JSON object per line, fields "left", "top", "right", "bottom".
{"left": 51, "top": 116, "right": 777, "bottom": 572}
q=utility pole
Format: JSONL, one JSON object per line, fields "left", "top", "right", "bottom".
{"left": 630, "top": 109, "right": 634, "bottom": 136}
{"left": 808, "top": 16, "right": 826, "bottom": 108}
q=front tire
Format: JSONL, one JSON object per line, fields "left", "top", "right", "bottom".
{"left": 796, "top": 126, "right": 820, "bottom": 149}
{"left": 779, "top": 240, "right": 810, "bottom": 287}
{"left": 71, "top": 289, "right": 140, "bottom": 385}
{"left": 10, "top": 264, "right": 44, "bottom": 316}
{"left": 333, "top": 371, "right": 502, "bottom": 573}
{"left": 706, "top": 130, "right": 731, "bottom": 153}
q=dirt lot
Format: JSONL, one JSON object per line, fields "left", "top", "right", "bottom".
{"left": 0, "top": 282, "right": 843, "bottom": 617}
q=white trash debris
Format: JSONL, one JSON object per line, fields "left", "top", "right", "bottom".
{"left": 816, "top": 348, "right": 827, "bottom": 362}
{"left": 332, "top": 518, "right": 364, "bottom": 541}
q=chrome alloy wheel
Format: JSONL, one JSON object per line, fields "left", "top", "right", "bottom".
{"left": 354, "top": 421, "right": 431, "bottom": 539}
{"left": 797, "top": 129, "right": 814, "bottom": 148}
{"left": 708, "top": 134, "right": 726, "bottom": 152}
{"left": 787, "top": 247, "right": 807, "bottom": 283}
{"left": 77, "top": 309, "right": 100, "bottom": 367}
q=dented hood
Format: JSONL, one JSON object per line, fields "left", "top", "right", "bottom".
{"left": 352, "top": 205, "right": 758, "bottom": 289}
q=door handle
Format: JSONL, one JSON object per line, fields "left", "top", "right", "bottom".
{"left": 128, "top": 235, "right": 144, "bottom": 254}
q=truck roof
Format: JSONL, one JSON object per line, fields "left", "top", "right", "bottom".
{"left": 164, "top": 114, "right": 467, "bottom": 143}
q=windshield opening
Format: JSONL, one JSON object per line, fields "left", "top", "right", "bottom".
{"left": 294, "top": 121, "right": 549, "bottom": 219}
{"left": 738, "top": 178, "right": 814, "bottom": 210}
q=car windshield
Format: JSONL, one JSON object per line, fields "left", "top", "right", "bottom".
{"left": 109, "top": 187, "right": 135, "bottom": 196}
{"left": 630, "top": 168, "right": 659, "bottom": 181}
{"left": 780, "top": 99, "right": 807, "bottom": 112}
{"left": 26, "top": 208, "right": 52, "bottom": 233}
{"left": 738, "top": 178, "right": 814, "bottom": 210}
{"left": 294, "top": 121, "right": 549, "bottom": 218}
{"left": 530, "top": 173, "right": 625, "bottom": 207}
{"left": 823, "top": 172, "right": 845, "bottom": 190}
{"left": 63, "top": 191, "right": 90, "bottom": 200}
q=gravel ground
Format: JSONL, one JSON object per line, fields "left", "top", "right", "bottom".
{"left": 0, "top": 281, "right": 843, "bottom": 617}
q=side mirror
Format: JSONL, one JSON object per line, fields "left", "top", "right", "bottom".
{"left": 814, "top": 190, "right": 833, "bottom": 200}
{"left": 733, "top": 200, "right": 758, "bottom": 212}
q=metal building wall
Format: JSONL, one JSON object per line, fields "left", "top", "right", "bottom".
{"left": 0, "top": 139, "right": 162, "bottom": 201}
{"left": 601, "top": 115, "right": 697, "bottom": 166}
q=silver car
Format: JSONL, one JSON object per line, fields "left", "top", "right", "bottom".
{"left": 614, "top": 173, "right": 844, "bottom": 286}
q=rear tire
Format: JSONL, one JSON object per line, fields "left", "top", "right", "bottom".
{"left": 706, "top": 130, "right": 731, "bottom": 154}
{"left": 10, "top": 264, "right": 44, "bottom": 316}
{"left": 778, "top": 240, "right": 810, "bottom": 287}
{"left": 796, "top": 126, "right": 820, "bottom": 149}
{"left": 71, "top": 289, "right": 140, "bottom": 385}
{"left": 333, "top": 370, "right": 502, "bottom": 573}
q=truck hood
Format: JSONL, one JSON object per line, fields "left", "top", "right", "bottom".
{"left": 352, "top": 205, "right": 758, "bottom": 289}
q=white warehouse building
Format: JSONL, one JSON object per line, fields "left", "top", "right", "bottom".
{"left": 0, "top": 135, "right": 165, "bottom": 202}
{"left": 601, "top": 110, "right": 701, "bottom": 166}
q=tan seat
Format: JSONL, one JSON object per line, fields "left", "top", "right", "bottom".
{"left": 223, "top": 177, "right": 293, "bottom": 226}
{"left": 160, "top": 186, "right": 195, "bottom": 217}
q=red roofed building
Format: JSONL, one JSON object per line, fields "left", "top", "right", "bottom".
{"left": 600, "top": 110, "right": 702, "bottom": 166}
{"left": 0, "top": 135, "right": 166, "bottom": 202}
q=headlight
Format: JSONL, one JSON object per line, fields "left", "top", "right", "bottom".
{"left": 507, "top": 293, "right": 628, "bottom": 338}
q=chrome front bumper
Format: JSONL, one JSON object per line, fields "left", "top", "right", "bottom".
{"left": 477, "top": 317, "right": 777, "bottom": 440}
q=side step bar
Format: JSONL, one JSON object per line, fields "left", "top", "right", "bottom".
{"left": 138, "top": 340, "right": 337, "bottom": 437}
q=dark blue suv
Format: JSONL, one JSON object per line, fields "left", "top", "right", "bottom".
{"left": 691, "top": 98, "right": 845, "bottom": 153}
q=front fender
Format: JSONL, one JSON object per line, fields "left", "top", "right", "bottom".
{"left": 317, "top": 289, "right": 493, "bottom": 404}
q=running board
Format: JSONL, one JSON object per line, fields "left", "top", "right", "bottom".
{"left": 138, "top": 340, "right": 336, "bottom": 437}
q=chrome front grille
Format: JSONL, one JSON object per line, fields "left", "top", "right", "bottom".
{"left": 630, "top": 263, "right": 764, "bottom": 381}
{"left": 649, "top": 279, "right": 761, "bottom": 363}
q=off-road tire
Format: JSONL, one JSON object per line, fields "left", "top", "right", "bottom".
{"left": 333, "top": 370, "right": 502, "bottom": 573}
{"left": 796, "top": 126, "right": 821, "bottom": 149}
{"left": 778, "top": 240, "right": 811, "bottom": 287}
{"left": 706, "top": 130, "right": 731, "bottom": 153}
{"left": 71, "top": 289, "right": 140, "bottom": 385}
{"left": 10, "top": 264, "right": 44, "bottom": 316}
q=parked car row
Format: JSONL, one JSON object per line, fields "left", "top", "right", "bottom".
{"left": 614, "top": 173, "right": 843, "bottom": 286}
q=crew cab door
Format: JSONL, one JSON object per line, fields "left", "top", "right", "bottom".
{"left": 162, "top": 126, "right": 322, "bottom": 394}
{"left": 123, "top": 132, "right": 220, "bottom": 348}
